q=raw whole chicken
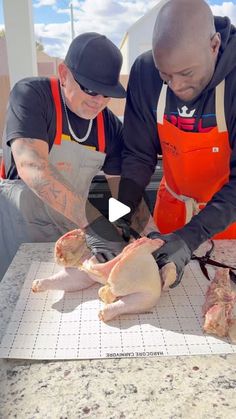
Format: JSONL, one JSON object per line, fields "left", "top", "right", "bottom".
{"left": 202, "top": 268, "right": 236, "bottom": 343}
{"left": 32, "top": 229, "right": 176, "bottom": 321}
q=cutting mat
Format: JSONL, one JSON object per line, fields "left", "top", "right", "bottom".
{"left": 0, "top": 261, "right": 235, "bottom": 359}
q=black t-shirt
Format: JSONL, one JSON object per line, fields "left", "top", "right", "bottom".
{"left": 3, "top": 77, "right": 123, "bottom": 179}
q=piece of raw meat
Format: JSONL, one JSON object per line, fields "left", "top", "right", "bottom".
{"left": 54, "top": 229, "right": 91, "bottom": 267}
{"left": 202, "top": 268, "right": 236, "bottom": 343}
{"left": 32, "top": 230, "right": 176, "bottom": 321}
{"left": 31, "top": 229, "right": 101, "bottom": 293}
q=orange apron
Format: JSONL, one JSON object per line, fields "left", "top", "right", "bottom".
{"left": 153, "top": 80, "right": 236, "bottom": 239}
{"left": 0, "top": 160, "right": 5, "bottom": 179}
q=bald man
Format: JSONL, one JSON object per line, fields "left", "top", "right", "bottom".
{"left": 117, "top": 0, "right": 236, "bottom": 286}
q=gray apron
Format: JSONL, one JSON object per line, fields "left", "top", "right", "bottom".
{"left": 0, "top": 128, "right": 106, "bottom": 279}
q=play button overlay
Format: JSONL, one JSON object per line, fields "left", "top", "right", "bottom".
{"left": 108, "top": 198, "right": 130, "bottom": 222}
{"left": 86, "top": 175, "right": 155, "bottom": 241}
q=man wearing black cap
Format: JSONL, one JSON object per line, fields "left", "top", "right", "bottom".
{"left": 0, "top": 32, "right": 126, "bottom": 280}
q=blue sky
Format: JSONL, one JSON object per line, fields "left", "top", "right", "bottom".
{"left": 0, "top": 1, "right": 236, "bottom": 58}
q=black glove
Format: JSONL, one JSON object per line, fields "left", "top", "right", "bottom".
{"left": 148, "top": 231, "right": 192, "bottom": 287}
{"left": 113, "top": 218, "right": 131, "bottom": 242}
{"left": 85, "top": 216, "right": 126, "bottom": 263}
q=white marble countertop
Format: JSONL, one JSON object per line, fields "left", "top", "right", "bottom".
{"left": 0, "top": 241, "right": 236, "bottom": 418}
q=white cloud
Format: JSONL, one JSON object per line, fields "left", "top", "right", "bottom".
{"left": 210, "top": 2, "right": 236, "bottom": 24}
{"left": 82, "top": 0, "right": 126, "bottom": 15}
{"left": 34, "top": 0, "right": 57, "bottom": 8}
{"left": 35, "top": 0, "right": 159, "bottom": 58}
{"left": 35, "top": 22, "right": 71, "bottom": 57}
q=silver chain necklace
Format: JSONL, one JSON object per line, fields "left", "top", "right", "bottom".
{"left": 61, "top": 88, "right": 93, "bottom": 143}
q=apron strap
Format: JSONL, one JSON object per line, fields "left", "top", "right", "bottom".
{"left": 165, "top": 181, "right": 206, "bottom": 222}
{"left": 0, "top": 159, "right": 6, "bottom": 179}
{"left": 97, "top": 112, "right": 106, "bottom": 153}
{"left": 215, "top": 80, "right": 227, "bottom": 133}
{"left": 156, "top": 83, "right": 168, "bottom": 125}
{"left": 50, "top": 77, "right": 62, "bottom": 145}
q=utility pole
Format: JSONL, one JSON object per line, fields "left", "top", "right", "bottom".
{"left": 70, "top": 2, "right": 75, "bottom": 41}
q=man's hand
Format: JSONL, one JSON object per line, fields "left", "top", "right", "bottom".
{"left": 148, "top": 231, "right": 192, "bottom": 287}
{"left": 85, "top": 216, "right": 126, "bottom": 263}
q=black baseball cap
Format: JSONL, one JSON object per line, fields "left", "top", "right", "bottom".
{"left": 64, "top": 32, "right": 126, "bottom": 98}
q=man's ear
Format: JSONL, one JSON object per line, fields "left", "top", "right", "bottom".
{"left": 211, "top": 32, "right": 221, "bottom": 56}
{"left": 58, "top": 62, "right": 68, "bottom": 87}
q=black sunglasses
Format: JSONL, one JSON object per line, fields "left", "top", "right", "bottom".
{"left": 78, "top": 82, "right": 109, "bottom": 98}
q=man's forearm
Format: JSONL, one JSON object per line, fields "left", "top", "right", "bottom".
{"left": 131, "top": 198, "right": 158, "bottom": 236}
{"left": 141, "top": 214, "right": 159, "bottom": 235}
{"left": 105, "top": 174, "right": 120, "bottom": 199}
{"left": 12, "top": 138, "right": 101, "bottom": 228}
{"left": 27, "top": 161, "right": 101, "bottom": 227}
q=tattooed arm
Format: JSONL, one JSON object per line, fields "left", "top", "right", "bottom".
{"left": 105, "top": 174, "right": 120, "bottom": 199}
{"left": 131, "top": 198, "right": 158, "bottom": 236}
{"left": 11, "top": 137, "right": 101, "bottom": 228}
